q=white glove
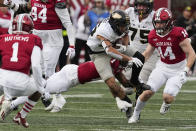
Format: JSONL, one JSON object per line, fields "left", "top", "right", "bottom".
{"left": 66, "top": 46, "right": 75, "bottom": 59}
{"left": 115, "top": 44, "right": 126, "bottom": 53}
{"left": 116, "top": 97, "right": 132, "bottom": 112}
{"left": 179, "top": 67, "right": 189, "bottom": 84}
{"left": 128, "top": 57, "right": 143, "bottom": 68}
{"left": 4, "top": 0, "right": 19, "bottom": 11}
{"left": 42, "top": 92, "right": 51, "bottom": 101}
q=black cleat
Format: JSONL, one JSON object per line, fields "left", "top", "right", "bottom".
{"left": 41, "top": 97, "right": 51, "bottom": 107}
{"left": 126, "top": 106, "right": 133, "bottom": 119}
{"left": 135, "top": 83, "right": 151, "bottom": 100}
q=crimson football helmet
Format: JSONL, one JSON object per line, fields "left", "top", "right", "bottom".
{"left": 12, "top": 14, "right": 34, "bottom": 34}
{"left": 134, "top": 0, "right": 154, "bottom": 17}
{"left": 153, "top": 8, "right": 174, "bottom": 35}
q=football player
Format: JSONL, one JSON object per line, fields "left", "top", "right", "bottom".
{"left": 86, "top": 9, "right": 151, "bottom": 118}
{"left": 128, "top": 8, "right": 196, "bottom": 123}
{"left": 7, "top": 59, "right": 136, "bottom": 117}
{"left": 125, "top": 0, "right": 159, "bottom": 99}
{"left": 0, "top": 14, "right": 48, "bottom": 128}
{"left": 3, "top": 0, "right": 76, "bottom": 109}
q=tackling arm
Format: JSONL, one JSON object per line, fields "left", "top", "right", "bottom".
{"left": 115, "top": 71, "right": 132, "bottom": 87}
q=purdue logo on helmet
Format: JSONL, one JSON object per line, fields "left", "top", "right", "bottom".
{"left": 134, "top": 0, "right": 154, "bottom": 16}
{"left": 109, "top": 10, "right": 130, "bottom": 36}
{"left": 12, "top": 14, "right": 34, "bottom": 34}
{"left": 152, "top": 8, "right": 174, "bottom": 35}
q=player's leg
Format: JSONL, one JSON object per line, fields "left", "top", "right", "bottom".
{"left": 92, "top": 53, "right": 133, "bottom": 118}
{"left": 45, "top": 64, "right": 79, "bottom": 112}
{"left": 13, "top": 79, "right": 42, "bottom": 128}
{"left": 13, "top": 91, "right": 41, "bottom": 128}
{"left": 128, "top": 67, "right": 167, "bottom": 123}
{"left": 160, "top": 75, "right": 182, "bottom": 115}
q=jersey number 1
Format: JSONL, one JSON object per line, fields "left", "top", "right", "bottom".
{"left": 10, "top": 42, "right": 19, "bottom": 62}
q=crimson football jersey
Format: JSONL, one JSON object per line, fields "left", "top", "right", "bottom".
{"left": 31, "top": 0, "right": 66, "bottom": 30}
{"left": 148, "top": 27, "right": 188, "bottom": 64}
{"left": 0, "top": 34, "right": 43, "bottom": 74}
{"left": 78, "top": 60, "right": 122, "bottom": 84}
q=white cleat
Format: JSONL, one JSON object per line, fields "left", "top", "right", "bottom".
{"left": 0, "top": 100, "right": 12, "bottom": 120}
{"left": 128, "top": 115, "right": 139, "bottom": 124}
{"left": 160, "top": 102, "right": 171, "bottom": 115}
{"left": 50, "top": 106, "right": 61, "bottom": 113}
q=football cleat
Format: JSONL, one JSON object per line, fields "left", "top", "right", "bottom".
{"left": 45, "top": 102, "right": 54, "bottom": 111}
{"left": 128, "top": 114, "right": 140, "bottom": 123}
{"left": 160, "top": 102, "right": 171, "bottom": 115}
{"left": 50, "top": 106, "right": 61, "bottom": 113}
{"left": 41, "top": 97, "right": 51, "bottom": 107}
{"left": 13, "top": 112, "right": 29, "bottom": 128}
{"left": 135, "top": 83, "right": 151, "bottom": 100}
{"left": 126, "top": 106, "right": 133, "bottom": 118}
{"left": 0, "top": 100, "right": 12, "bottom": 120}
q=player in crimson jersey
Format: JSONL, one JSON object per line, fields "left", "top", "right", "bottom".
{"left": 8, "top": 59, "right": 137, "bottom": 118}
{"left": 128, "top": 8, "right": 196, "bottom": 124}
{"left": 0, "top": 14, "right": 48, "bottom": 128}
{"left": 2, "top": 0, "right": 76, "bottom": 109}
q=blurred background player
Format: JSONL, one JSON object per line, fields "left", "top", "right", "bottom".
{"left": 3, "top": 0, "right": 77, "bottom": 111}
{"left": 129, "top": 8, "right": 196, "bottom": 123}
{"left": 0, "top": 7, "right": 10, "bottom": 35}
{"left": 125, "top": 0, "right": 159, "bottom": 100}
{"left": 0, "top": 14, "right": 48, "bottom": 128}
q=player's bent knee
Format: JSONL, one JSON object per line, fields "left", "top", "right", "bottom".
{"left": 142, "top": 90, "right": 154, "bottom": 100}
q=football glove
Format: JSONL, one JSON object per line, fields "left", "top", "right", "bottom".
{"left": 42, "top": 92, "right": 51, "bottom": 101}
{"left": 114, "top": 44, "right": 126, "bottom": 53}
{"left": 179, "top": 67, "right": 189, "bottom": 84}
{"left": 128, "top": 57, "right": 143, "bottom": 68}
{"left": 66, "top": 46, "right": 75, "bottom": 59}
{"left": 116, "top": 97, "right": 132, "bottom": 112}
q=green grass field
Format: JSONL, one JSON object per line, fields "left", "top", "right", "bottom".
{"left": 0, "top": 81, "right": 196, "bottom": 131}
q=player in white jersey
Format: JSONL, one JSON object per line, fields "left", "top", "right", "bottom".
{"left": 125, "top": 0, "right": 159, "bottom": 99}
{"left": 87, "top": 10, "right": 151, "bottom": 118}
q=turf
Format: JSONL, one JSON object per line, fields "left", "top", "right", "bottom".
{"left": 0, "top": 81, "right": 196, "bottom": 131}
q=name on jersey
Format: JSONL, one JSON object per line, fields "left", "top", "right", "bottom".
{"left": 5, "top": 36, "right": 29, "bottom": 42}
{"left": 156, "top": 42, "right": 172, "bottom": 46}
{"left": 34, "top": 3, "right": 46, "bottom": 8}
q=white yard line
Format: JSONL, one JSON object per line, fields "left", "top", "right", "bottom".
{"left": 62, "top": 94, "right": 103, "bottom": 98}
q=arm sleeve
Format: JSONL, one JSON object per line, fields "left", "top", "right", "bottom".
{"left": 31, "top": 46, "right": 45, "bottom": 94}
{"left": 55, "top": 7, "right": 76, "bottom": 46}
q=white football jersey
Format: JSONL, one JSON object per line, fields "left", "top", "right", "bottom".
{"left": 86, "top": 19, "right": 125, "bottom": 52}
{"left": 125, "top": 7, "right": 155, "bottom": 53}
